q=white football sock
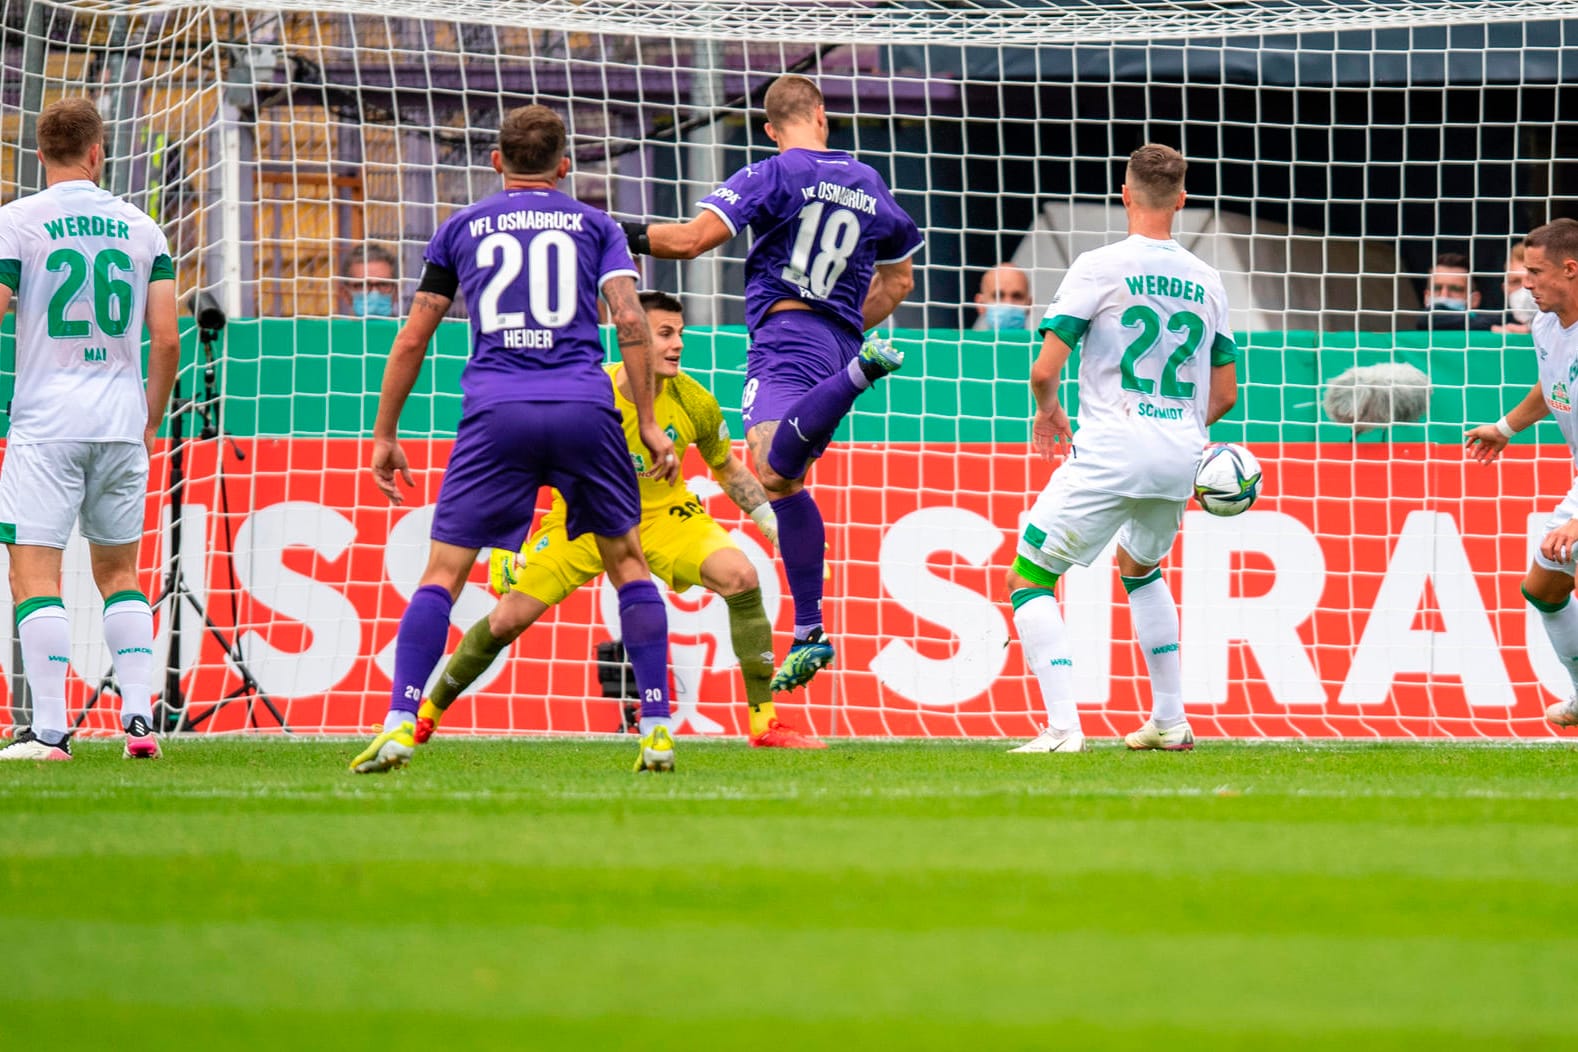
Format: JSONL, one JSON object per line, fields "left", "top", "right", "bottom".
{"left": 1126, "top": 572, "right": 1185, "bottom": 729}
{"left": 19, "top": 602, "right": 71, "bottom": 739}
{"left": 1536, "top": 598, "right": 1578, "bottom": 693}
{"left": 1012, "top": 589, "right": 1080, "bottom": 734}
{"left": 102, "top": 594, "right": 155, "bottom": 727}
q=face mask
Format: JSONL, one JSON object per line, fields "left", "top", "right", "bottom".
{"left": 1430, "top": 297, "right": 1468, "bottom": 312}
{"left": 1509, "top": 287, "right": 1537, "bottom": 324}
{"left": 352, "top": 290, "right": 394, "bottom": 317}
{"left": 984, "top": 303, "right": 1028, "bottom": 330}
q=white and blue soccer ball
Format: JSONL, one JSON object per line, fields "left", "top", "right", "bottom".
{"left": 1194, "top": 443, "right": 1263, "bottom": 517}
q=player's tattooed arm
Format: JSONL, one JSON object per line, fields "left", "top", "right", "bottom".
{"left": 606, "top": 276, "right": 679, "bottom": 484}
{"left": 715, "top": 456, "right": 771, "bottom": 516}
{"left": 715, "top": 455, "right": 778, "bottom": 545}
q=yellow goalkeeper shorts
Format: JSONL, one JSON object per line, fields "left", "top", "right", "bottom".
{"left": 509, "top": 503, "right": 737, "bottom": 606}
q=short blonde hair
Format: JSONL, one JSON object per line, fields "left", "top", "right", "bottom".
{"left": 764, "top": 74, "right": 823, "bottom": 127}
{"left": 1126, "top": 144, "right": 1187, "bottom": 208}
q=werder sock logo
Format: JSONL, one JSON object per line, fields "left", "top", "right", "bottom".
{"left": 1049, "top": 658, "right": 1072, "bottom": 667}
{"left": 116, "top": 646, "right": 153, "bottom": 656}
{"left": 1151, "top": 643, "right": 1180, "bottom": 655}
{"left": 48, "top": 654, "right": 69, "bottom": 663}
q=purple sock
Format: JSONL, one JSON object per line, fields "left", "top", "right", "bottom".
{"left": 770, "top": 490, "right": 826, "bottom": 635}
{"left": 389, "top": 584, "right": 453, "bottom": 716}
{"left": 766, "top": 369, "right": 863, "bottom": 480}
{"left": 618, "top": 580, "right": 671, "bottom": 720}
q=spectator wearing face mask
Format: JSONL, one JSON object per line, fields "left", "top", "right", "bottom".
{"left": 1416, "top": 251, "right": 1497, "bottom": 332}
{"left": 1496, "top": 240, "right": 1534, "bottom": 334}
{"left": 973, "top": 261, "right": 1032, "bottom": 331}
{"left": 337, "top": 242, "right": 401, "bottom": 318}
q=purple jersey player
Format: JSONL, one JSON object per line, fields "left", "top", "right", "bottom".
{"left": 623, "top": 74, "right": 923, "bottom": 693}
{"left": 353, "top": 104, "right": 684, "bottom": 776}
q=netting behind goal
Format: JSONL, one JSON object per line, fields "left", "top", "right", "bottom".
{"left": 5, "top": 0, "right": 1578, "bottom": 738}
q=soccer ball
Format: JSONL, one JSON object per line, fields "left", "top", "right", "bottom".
{"left": 1194, "top": 443, "right": 1263, "bottom": 516}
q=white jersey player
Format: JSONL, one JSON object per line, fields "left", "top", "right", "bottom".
{"left": 1004, "top": 144, "right": 1239, "bottom": 754}
{"left": 0, "top": 99, "right": 180, "bottom": 762}
{"left": 1466, "top": 218, "right": 1578, "bottom": 731}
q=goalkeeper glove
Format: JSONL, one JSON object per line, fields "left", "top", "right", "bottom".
{"left": 621, "top": 221, "right": 652, "bottom": 256}
{"left": 489, "top": 547, "right": 523, "bottom": 596}
{"left": 748, "top": 503, "right": 779, "bottom": 547}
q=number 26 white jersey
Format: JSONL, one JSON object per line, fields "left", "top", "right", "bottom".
{"left": 1038, "top": 234, "right": 1237, "bottom": 499}
{"left": 0, "top": 179, "right": 173, "bottom": 445}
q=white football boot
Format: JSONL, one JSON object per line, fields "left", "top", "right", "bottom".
{"left": 1007, "top": 726, "right": 1087, "bottom": 753}
{"left": 1124, "top": 719, "right": 1195, "bottom": 751}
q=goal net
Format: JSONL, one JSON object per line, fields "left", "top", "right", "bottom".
{"left": 5, "top": 0, "right": 1578, "bottom": 739}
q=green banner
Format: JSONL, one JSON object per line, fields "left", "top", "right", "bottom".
{"left": 1, "top": 317, "right": 1553, "bottom": 446}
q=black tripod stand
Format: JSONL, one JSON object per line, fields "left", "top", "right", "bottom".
{"left": 82, "top": 305, "right": 287, "bottom": 733}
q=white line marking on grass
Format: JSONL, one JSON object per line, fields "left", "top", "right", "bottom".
{"left": 2, "top": 784, "right": 1575, "bottom": 804}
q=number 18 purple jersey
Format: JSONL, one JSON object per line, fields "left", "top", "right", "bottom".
{"left": 699, "top": 148, "right": 923, "bottom": 336}
{"left": 424, "top": 186, "right": 639, "bottom": 409}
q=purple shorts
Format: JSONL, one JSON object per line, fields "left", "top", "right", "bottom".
{"left": 740, "top": 309, "right": 863, "bottom": 453}
{"left": 430, "top": 401, "right": 639, "bottom": 549}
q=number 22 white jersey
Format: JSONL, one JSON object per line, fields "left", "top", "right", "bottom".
{"left": 1531, "top": 310, "right": 1578, "bottom": 469}
{"left": 1038, "top": 234, "right": 1237, "bottom": 500}
{"left": 0, "top": 179, "right": 173, "bottom": 445}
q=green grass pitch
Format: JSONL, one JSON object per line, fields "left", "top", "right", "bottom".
{"left": 3, "top": 737, "right": 1576, "bottom": 1050}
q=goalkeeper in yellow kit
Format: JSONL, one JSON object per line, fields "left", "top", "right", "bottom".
{"left": 415, "top": 290, "right": 824, "bottom": 751}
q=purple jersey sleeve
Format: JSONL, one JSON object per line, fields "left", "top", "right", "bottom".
{"left": 871, "top": 184, "right": 924, "bottom": 266}
{"left": 593, "top": 211, "right": 641, "bottom": 288}
{"left": 698, "top": 161, "right": 778, "bottom": 237}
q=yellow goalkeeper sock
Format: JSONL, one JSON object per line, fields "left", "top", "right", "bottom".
{"left": 748, "top": 699, "right": 777, "bottom": 738}
{"left": 724, "top": 587, "right": 775, "bottom": 736}
{"left": 430, "top": 617, "right": 508, "bottom": 711}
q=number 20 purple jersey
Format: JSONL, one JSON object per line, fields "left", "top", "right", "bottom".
{"left": 699, "top": 148, "right": 923, "bottom": 335}
{"left": 424, "top": 186, "right": 639, "bottom": 409}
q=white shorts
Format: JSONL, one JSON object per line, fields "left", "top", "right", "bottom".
{"left": 1017, "top": 466, "right": 1185, "bottom": 575}
{"left": 1535, "top": 491, "right": 1578, "bottom": 574}
{"left": 0, "top": 440, "right": 149, "bottom": 548}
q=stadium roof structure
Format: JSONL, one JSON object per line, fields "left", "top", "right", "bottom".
{"left": 892, "top": 15, "right": 1578, "bottom": 88}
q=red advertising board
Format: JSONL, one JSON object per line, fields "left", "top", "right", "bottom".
{"left": 18, "top": 439, "right": 1576, "bottom": 739}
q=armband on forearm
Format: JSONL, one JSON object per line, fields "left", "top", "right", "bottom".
{"left": 749, "top": 503, "right": 778, "bottom": 544}
{"left": 1496, "top": 416, "right": 1518, "bottom": 439}
{"left": 621, "top": 222, "right": 652, "bottom": 256}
